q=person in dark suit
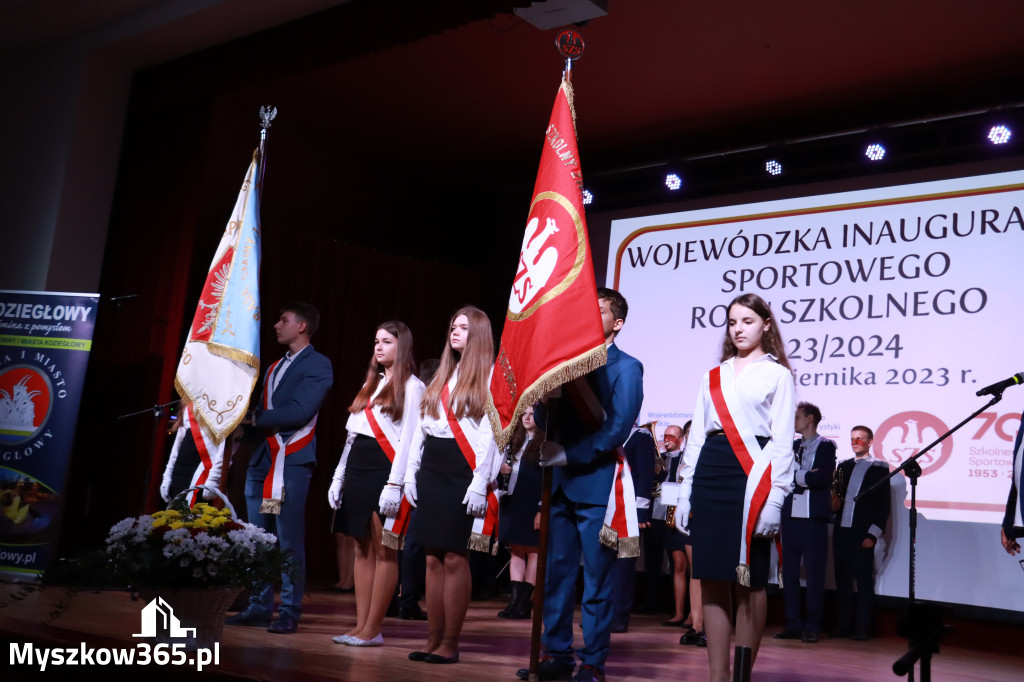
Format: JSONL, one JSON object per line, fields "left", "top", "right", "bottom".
{"left": 226, "top": 302, "right": 333, "bottom": 634}
{"left": 832, "top": 425, "right": 890, "bottom": 641}
{"left": 1000, "top": 410, "right": 1024, "bottom": 556}
{"left": 774, "top": 401, "right": 836, "bottom": 643}
{"left": 516, "top": 287, "right": 644, "bottom": 682}
{"left": 609, "top": 423, "right": 657, "bottom": 633}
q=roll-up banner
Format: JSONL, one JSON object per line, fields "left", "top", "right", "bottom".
{"left": 0, "top": 290, "right": 99, "bottom": 577}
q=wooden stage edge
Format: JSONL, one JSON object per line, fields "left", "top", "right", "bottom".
{"left": 2, "top": 584, "right": 1021, "bottom": 681}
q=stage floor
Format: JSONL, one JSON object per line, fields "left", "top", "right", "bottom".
{"left": 2, "top": 585, "right": 1020, "bottom": 681}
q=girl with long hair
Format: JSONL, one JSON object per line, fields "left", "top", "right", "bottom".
{"left": 328, "top": 320, "right": 424, "bottom": 647}
{"left": 674, "top": 293, "right": 795, "bottom": 681}
{"left": 402, "top": 305, "right": 501, "bottom": 664}
{"left": 495, "top": 405, "right": 544, "bottom": 619}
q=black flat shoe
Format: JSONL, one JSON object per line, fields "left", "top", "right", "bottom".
{"left": 424, "top": 651, "right": 459, "bottom": 664}
{"left": 661, "top": 619, "right": 688, "bottom": 627}
{"left": 408, "top": 651, "right": 430, "bottom": 661}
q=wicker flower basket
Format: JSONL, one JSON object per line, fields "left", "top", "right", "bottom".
{"left": 136, "top": 586, "right": 242, "bottom": 650}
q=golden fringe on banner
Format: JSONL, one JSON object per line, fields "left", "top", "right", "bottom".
{"left": 736, "top": 563, "right": 751, "bottom": 587}
{"left": 260, "top": 497, "right": 282, "bottom": 515}
{"left": 488, "top": 344, "right": 608, "bottom": 452}
{"left": 777, "top": 566, "right": 784, "bottom": 590}
{"left": 382, "top": 529, "right": 405, "bottom": 551}
{"left": 208, "top": 341, "right": 260, "bottom": 370}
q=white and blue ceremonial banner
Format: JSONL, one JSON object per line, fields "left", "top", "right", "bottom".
{"left": 174, "top": 154, "right": 262, "bottom": 444}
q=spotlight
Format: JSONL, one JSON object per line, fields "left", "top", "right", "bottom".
{"left": 765, "top": 160, "right": 782, "bottom": 176}
{"left": 865, "top": 143, "right": 886, "bottom": 161}
{"left": 665, "top": 173, "right": 682, "bottom": 191}
{"left": 582, "top": 189, "right": 593, "bottom": 205}
{"left": 988, "top": 125, "right": 1012, "bottom": 144}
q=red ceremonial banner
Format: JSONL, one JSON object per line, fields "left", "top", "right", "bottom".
{"left": 487, "top": 78, "right": 607, "bottom": 449}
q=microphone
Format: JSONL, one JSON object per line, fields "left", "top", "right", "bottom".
{"left": 975, "top": 372, "right": 1024, "bottom": 397}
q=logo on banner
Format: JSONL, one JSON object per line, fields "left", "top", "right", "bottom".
{"left": 0, "top": 366, "right": 53, "bottom": 446}
{"left": 507, "top": 191, "right": 586, "bottom": 321}
{"left": 874, "top": 411, "right": 952, "bottom": 475}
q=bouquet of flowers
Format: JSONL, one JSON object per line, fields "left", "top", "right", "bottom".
{"left": 50, "top": 498, "right": 289, "bottom": 591}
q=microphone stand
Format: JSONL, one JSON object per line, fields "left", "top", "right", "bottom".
{"left": 858, "top": 391, "right": 1006, "bottom": 681}
{"left": 117, "top": 400, "right": 179, "bottom": 512}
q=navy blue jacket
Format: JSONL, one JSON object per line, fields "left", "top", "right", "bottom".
{"left": 534, "top": 343, "right": 644, "bottom": 506}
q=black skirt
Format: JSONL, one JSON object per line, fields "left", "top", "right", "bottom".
{"left": 498, "top": 461, "right": 543, "bottom": 548}
{"left": 332, "top": 434, "right": 390, "bottom": 539}
{"left": 689, "top": 433, "right": 771, "bottom": 588}
{"left": 414, "top": 436, "right": 474, "bottom": 552}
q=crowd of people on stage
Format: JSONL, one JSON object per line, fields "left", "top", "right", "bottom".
{"left": 157, "top": 291, "right": 1023, "bottom": 682}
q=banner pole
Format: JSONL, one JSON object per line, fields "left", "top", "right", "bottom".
{"left": 257, "top": 106, "right": 277, "bottom": 201}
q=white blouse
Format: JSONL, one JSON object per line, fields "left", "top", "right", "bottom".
{"left": 337, "top": 373, "right": 425, "bottom": 486}
{"left": 679, "top": 354, "right": 796, "bottom": 504}
{"left": 404, "top": 365, "right": 500, "bottom": 497}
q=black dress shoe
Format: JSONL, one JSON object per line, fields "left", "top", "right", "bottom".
{"left": 516, "top": 656, "right": 575, "bottom": 681}
{"left": 399, "top": 606, "right": 428, "bottom": 620}
{"left": 408, "top": 651, "right": 430, "bottom": 661}
{"left": 424, "top": 651, "right": 459, "bottom": 664}
{"left": 661, "top": 618, "right": 688, "bottom": 627}
{"left": 609, "top": 620, "right": 629, "bottom": 634}
{"left": 852, "top": 631, "right": 869, "bottom": 641}
{"left": 571, "top": 665, "right": 606, "bottom": 682}
{"left": 802, "top": 631, "right": 819, "bottom": 643}
{"left": 267, "top": 613, "right": 298, "bottom": 634}
{"left": 774, "top": 628, "right": 801, "bottom": 639}
{"left": 225, "top": 608, "right": 272, "bottom": 627}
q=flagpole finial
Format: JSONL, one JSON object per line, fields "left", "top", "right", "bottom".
{"left": 257, "top": 106, "right": 277, "bottom": 200}
{"left": 259, "top": 106, "right": 278, "bottom": 130}
{"left": 556, "top": 29, "right": 585, "bottom": 82}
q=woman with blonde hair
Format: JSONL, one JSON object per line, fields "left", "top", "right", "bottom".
{"left": 403, "top": 305, "right": 500, "bottom": 664}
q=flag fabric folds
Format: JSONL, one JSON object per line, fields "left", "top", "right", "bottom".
{"left": 174, "top": 153, "right": 262, "bottom": 445}
{"left": 487, "top": 78, "right": 607, "bottom": 450}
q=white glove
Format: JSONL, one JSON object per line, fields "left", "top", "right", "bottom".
{"left": 754, "top": 497, "right": 783, "bottom": 537}
{"left": 463, "top": 489, "right": 487, "bottom": 518}
{"left": 673, "top": 499, "right": 691, "bottom": 535}
{"left": 201, "top": 469, "right": 221, "bottom": 501}
{"left": 539, "top": 441, "right": 567, "bottom": 467}
{"left": 379, "top": 484, "right": 403, "bottom": 517}
{"left": 160, "top": 476, "right": 172, "bottom": 503}
{"left": 404, "top": 478, "right": 418, "bottom": 508}
{"left": 328, "top": 476, "right": 344, "bottom": 510}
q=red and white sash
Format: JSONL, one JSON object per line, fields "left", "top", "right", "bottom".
{"left": 600, "top": 449, "right": 641, "bottom": 558}
{"left": 364, "top": 404, "right": 414, "bottom": 550}
{"left": 708, "top": 365, "right": 774, "bottom": 586}
{"left": 185, "top": 403, "right": 224, "bottom": 506}
{"left": 260, "top": 357, "right": 318, "bottom": 514}
{"left": 442, "top": 384, "right": 499, "bottom": 554}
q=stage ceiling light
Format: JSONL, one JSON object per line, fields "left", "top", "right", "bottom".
{"left": 865, "top": 143, "right": 886, "bottom": 161}
{"left": 988, "top": 125, "right": 1012, "bottom": 144}
{"left": 582, "top": 189, "right": 593, "bottom": 205}
{"left": 665, "top": 173, "right": 682, "bottom": 190}
{"left": 765, "top": 160, "right": 782, "bottom": 176}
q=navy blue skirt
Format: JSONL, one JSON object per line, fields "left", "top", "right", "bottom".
{"left": 498, "top": 461, "right": 543, "bottom": 548}
{"left": 689, "top": 433, "right": 771, "bottom": 588}
{"left": 415, "top": 436, "right": 474, "bottom": 552}
{"left": 332, "top": 434, "right": 389, "bottom": 539}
